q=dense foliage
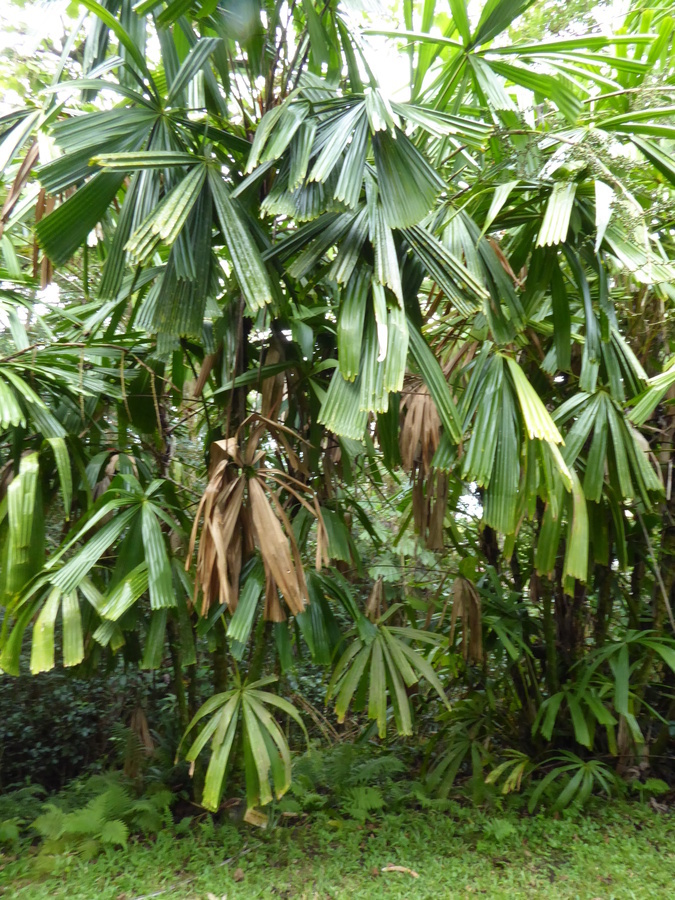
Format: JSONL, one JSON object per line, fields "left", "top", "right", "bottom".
{"left": 1, "top": 0, "right": 675, "bottom": 819}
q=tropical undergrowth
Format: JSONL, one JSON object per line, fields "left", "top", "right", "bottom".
{"left": 1, "top": 0, "right": 675, "bottom": 844}
{"left": 1, "top": 710, "right": 673, "bottom": 871}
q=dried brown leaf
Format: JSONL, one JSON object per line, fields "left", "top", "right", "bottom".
{"left": 248, "top": 476, "right": 307, "bottom": 615}
{"left": 381, "top": 865, "right": 419, "bottom": 878}
{"left": 0, "top": 141, "right": 39, "bottom": 239}
{"left": 263, "top": 560, "right": 286, "bottom": 623}
{"left": 260, "top": 344, "right": 285, "bottom": 420}
{"left": 365, "top": 577, "right": 386, "bottom": 622}
{"left": 193, "top": 351, "right": 218, "bottom": 399}
{"left": 400, "top": 384, "right": 441, "bottom": 475}
{"left": 427, "top": 471, "right": 449, "bottom": 551}
{"left": 450, "top": 576, "right": 483, "bottom": 664}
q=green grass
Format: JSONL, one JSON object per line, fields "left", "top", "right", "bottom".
{"left": 2, "top": 802, "right": 674, "bottom": 899}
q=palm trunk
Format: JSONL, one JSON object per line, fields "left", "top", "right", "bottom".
{"left": 168, "top": 617, "right": 188, "bottom": 732}
{"left": 555, "top": 572, "right": 586, "bottom": 682}
{"left": 248, "top": 618, "right": 271, "bottom": 682}
{"left": 536, "top": 574, "right": 559, "bottom": 694}
{"left": 594, "top": 564, "right": 612, "bottom": 648}
{"left": 213, "top": 624, "right": 229, "bottom": 694}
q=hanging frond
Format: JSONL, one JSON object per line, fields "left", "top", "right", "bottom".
{"left": 187, "top": 416, "right": 327, "bottom": 618}
{"left": 449, "top": 577, "right": 483, "bottom": 665}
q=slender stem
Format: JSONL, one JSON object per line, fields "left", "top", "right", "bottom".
{"left": 594, "top": 564, "right": 612, "bottom": 648}
{"left": 168, "top": 617, "right": 189, "bottom": 732}
{"left": 540, "top": 575, "right": 559, "bottom": 694}
{"left": 82, "top": 242, "right": 89, "bottom": 299}
{"left": 248, "top": 617, "right": 270, "bottom": 682}
{"left": 638, "top": 510, "right": 675, "bottom": 634}
{"left": 213, "top": 622, "right": 229, "bottom": 694}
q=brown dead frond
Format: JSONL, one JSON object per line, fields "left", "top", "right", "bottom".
{"left": 401, "top": 377, "right": 448, "bottom": 550}
{"left": 92, "top": 452, "right": 139, "bottom": 501}
{"left": 365, "top": 576, "right": 387, "bottom": 622}
{"left": 449, "top": 576, "right": 483, "bottom": 664}
{"left": 0, "top": 140, "right": 39, "bottom": 240}
{"left": 123, "top": 706, "right": 154, "bottom": 778}
{"left": 321, "top": 434, "right": 356, "bottom": 499}
{"left": 412, "top": 467, "right": 449, "bottom": 551}
{"left": 33, "top": 189, "right": 55, "bottom": 286}
{"left": 260, "top": 342, "right": 285, "bottom": 420}
{"left": 400, "top": 380, "right": 440, "bottom": 476}
{"left": 193, "top": 350, "right": 218, "bottom": 399}
{"left": 488, "top": 237, "right": 525, "bottom": 288}
{"left": 187, "top": 414, "right": 327, "bottom": 618}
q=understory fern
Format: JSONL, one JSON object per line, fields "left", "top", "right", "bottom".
{"left": 280, "top": 745, "right": 413, "bottom": 821}
{"left": 30, "top": 774, "right": 173, "bottom": 866}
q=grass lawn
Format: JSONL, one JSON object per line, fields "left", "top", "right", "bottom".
{"left": 2, "top": 802, "right": 674, "bottom": 899}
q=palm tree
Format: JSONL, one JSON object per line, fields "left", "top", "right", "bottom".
{"left": 1, "top": 0, "right": 674, "bottom": 810}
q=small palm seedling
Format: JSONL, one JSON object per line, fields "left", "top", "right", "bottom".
{"left": 485, "top": 750, "right": 534, "bottom": 795}
{"left": 182, "top": 672, "right": 308, "bottom": 812}
{"left": 325, "top": 585, "right": 450, "bottom": 739}
{"left": 527, "top": 752, "right": 621, "bottom": 813}
{"left": 532, "top": 632, "right": 675, "bottom": 754}
{"left": 425, "top": 697, "right": 493, "bottom": 799}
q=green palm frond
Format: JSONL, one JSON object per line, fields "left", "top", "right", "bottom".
{"left": 183, "top": 674, "right": 307, "bottom": 812}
